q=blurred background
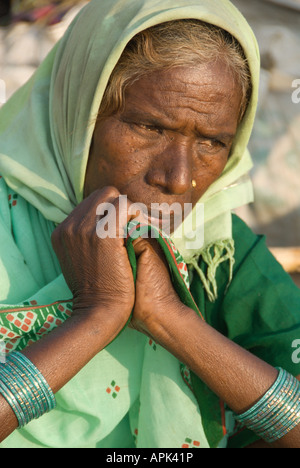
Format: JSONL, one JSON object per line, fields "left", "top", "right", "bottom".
{"left": 0, "top": 0, "right": 299, "bottom": 285}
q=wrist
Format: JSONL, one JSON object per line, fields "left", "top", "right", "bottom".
{"left": 72, "top": 293, "right": 133, "bottom": 320}
{"left": 144, "top": 301, "right": 197, "bottom": 349}
{"left": 72, "top": 301, "right": 132, "bottom": 341}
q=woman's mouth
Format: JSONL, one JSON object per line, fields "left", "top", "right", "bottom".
{"left": 127, "top": 200, "right": 191, "bottom": 235}
{"left": 142, "top": 206, "right": 185, "bottom": 235}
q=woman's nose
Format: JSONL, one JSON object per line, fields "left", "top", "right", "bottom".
{"left": 146, "top": 139, "right": 193, "bottom": 195}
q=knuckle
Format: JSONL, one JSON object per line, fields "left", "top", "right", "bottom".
{"left": 58, "top": 221, "right": 76, "bottom": 245}
{"left": 93, "top": 186, "right": 120, "bottom": 202}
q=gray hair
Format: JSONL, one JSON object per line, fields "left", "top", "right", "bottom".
{"left": 98, "top": 19, "right": 252, "bottom": 122}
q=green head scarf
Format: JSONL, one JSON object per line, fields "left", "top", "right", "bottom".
{"left": 0, "top": 0, "right": 259, "bottom": 296}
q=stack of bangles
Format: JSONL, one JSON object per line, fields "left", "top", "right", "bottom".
{"left": 0, "top": 351, "right": 56, "bottom": 427}
{"left": 0, "top": 352, "right": 299, "bottom": 444}
{"left": 234, "top": 367, "right": 300, "bottom": 443}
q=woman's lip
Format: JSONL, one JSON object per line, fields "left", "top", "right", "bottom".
{"left": 147, "top": 210, "right": 173, "bottom": 220}
{"left": 145, "top": 212, "right": 175, "bottom": 231}
{"left": 136, "top": 206, "right": 173, "bottom": 221}
{"left": 134, "top": 211, "right": 167, "bottom": 229}
{"left": 145, "top": 213, "right": 164, "bottom": 226}
{"left": 133, "top": 204, "right": 184, "bottom": 231}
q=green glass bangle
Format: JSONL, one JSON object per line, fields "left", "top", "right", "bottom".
{"left": 8, "top": 356, "right": 49, "bottom": 416}
{"left": 246, "top": 371, "right": 297, "bottom": 432}
{"left": 234, "top": 368, "right": 300, "bottom": 444}
{"left": 235, "top": 368, "right": 284, "bottom": 424}
{"left": 0, "top": 364, "right": 34, "bottom": 424}
{"left": 10, "top": 352, "right": 56, "bottom": 411}
{"left": 0, "top": 351, "right": 56, "bottom": 428}
{"left": 245, "top": 371, "right": 296, "bottom": 433}
{"left": 0, "top": 379, "right": 27, "bottom": 427}
{"left": 6, "top": 358, "right": 47, "bottom": 420}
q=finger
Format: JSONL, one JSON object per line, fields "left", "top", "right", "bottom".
{"left": 96, "top": 194, "right": 144, "bottom": 239}
{"left": 81, "top": 186, "right": 121, "bottom": 222}
{"left": 52, "top": 186, "right": 121, "bottom": 253}
{"left": 132, "top": 237, "right": 168, "bottom": 268}
{"left": 132, "top": 237, "right": 151, "bottom": 257}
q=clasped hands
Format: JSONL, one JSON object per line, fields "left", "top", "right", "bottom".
{"left": 51, "top": 187, "right": 187, "bottom": 344}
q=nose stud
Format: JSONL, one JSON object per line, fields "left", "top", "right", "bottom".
{"left": 191, "top": 179, "right": 197, "bottom": 188}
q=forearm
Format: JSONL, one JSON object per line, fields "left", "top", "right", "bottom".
{"left": 23, "top": 309, "right": 121, "bottom": 393}
{"left": 150, "top": 304, "right": 300, "bottom": 448}
{"left": 0, "top": 308, "right": 122, "bottom": 442}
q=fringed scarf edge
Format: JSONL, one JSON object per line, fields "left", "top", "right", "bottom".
{"left": 187, "top": 239, "right": 235, "bottom": 302}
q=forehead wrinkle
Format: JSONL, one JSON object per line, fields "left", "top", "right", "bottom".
{"left": 159, "top": 95, "right": 231, "bottom": 126}
{"left": 124, "top": 91, "right": 234, "bottom": 134}
{"left": 155, "top": 80, "right": 234, "bottom": 113}
{"left": 127, "top": 72, "right": 234, "bottom": 113}
{"left": 157, "top": 66, "right": 235, "bottom": 90}
{"left": 123, "top": 64, "right": 241, "bottom": 133}
{"left": 158, "top": 83, "right": 227, "bottom": 104}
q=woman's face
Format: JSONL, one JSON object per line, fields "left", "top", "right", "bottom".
{"left": 84, "top": 61, "right": 242, "bottom": 227}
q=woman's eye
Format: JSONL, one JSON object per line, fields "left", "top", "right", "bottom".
{"left": 136, "top": 123, "right": 163, "bottom": 134}
{"left": 197, "top": 139, "right": 226, "bottom": 153}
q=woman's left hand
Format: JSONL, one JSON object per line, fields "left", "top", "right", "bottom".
{"left": 130, "top": 237, "right": 187, "bottom": 341}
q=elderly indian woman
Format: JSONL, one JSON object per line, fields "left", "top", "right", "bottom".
{"left": 0, "top": 0, "right": 299, "bottom": 449}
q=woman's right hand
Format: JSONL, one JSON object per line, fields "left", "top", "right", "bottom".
{"left": 51, "top": 187, "right": 135, "bottom": 337}
{"left": 0, "top": 188, "right": 140, "bottom": 443}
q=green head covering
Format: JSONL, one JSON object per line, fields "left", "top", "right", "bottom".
{"left": 0, "top": 0, "right": 260, "bottom": 299}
